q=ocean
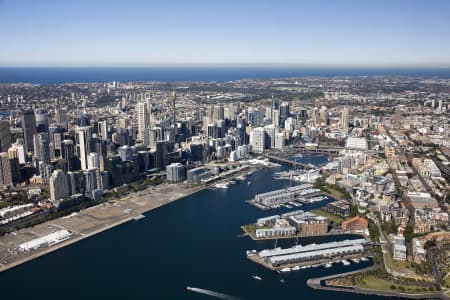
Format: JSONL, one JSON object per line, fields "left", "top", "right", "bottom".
{"left": 0, "top": 66, "right": 449, "bottom": 84}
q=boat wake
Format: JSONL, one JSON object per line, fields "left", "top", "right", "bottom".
{"left": 186, "top": 286, "right": 244, "bottom": 300}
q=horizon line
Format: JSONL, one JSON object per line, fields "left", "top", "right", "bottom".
{"left": 1, "top": 62, "right": 450, "bottom": 69}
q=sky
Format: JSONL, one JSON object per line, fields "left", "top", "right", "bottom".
{"left": 0, "top": 0, "right": 449, "bottom": 67}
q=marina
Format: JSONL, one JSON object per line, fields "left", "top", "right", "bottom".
{"left": 246, "top": 238, "right": 373, "bottom": 271}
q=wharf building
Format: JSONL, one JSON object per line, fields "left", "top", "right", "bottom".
{"left": 256, "top": 238, "right": 367, "bottom": 268}
{"left": 255, "top": 219, "right": 297, "bottom": 238}
{"left": 254, "top": 184, "right": 314, "bottom": 207}
{"left": 288, "top": 212, "right": 329, "bottom": 237}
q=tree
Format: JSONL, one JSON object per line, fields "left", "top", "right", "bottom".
{"left": 424, "top": 240, "right": 436, "bottom": 250}
{"left": 404, "top": 224, "right": 414, "bottom": 242}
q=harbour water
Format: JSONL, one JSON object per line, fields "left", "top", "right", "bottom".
{"left": 0, "top": 154, "right": 402, "bottom": 299}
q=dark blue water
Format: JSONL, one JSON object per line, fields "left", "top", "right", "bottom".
{"left": 1, "top": 66, "right": 449, "bottom": 84}
{"left": 0, "top": 155, "right": 401, "bottom": 299}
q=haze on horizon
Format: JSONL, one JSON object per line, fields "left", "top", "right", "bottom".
{"left": 0, "top": 0, "right": 449, "bottom": 67}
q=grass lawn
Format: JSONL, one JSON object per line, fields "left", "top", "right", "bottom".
{"left": 384, "top": 252, "right": 433, "bottom": 281}
{"left": 357, "top": 275, "right": 393, "bottom": 290}
{"left": 311, "top": 208, "right": 343, "bottom": 224}
{"left": 357, "top": 275, "right": 428, "bottom": 293}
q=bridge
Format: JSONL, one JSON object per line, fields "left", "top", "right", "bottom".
{"left": 265, "top": 155, "right": 316, "bottom": 169}
{"left": 291, "top": 145, "right": 343, "bottom": 154}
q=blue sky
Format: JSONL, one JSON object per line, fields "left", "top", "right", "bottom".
{"left": 0, "top": 0, "right": 449, "bottom": 67}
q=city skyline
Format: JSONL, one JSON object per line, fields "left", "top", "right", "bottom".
{"left": 1, "top": 0, "right": 450, "bottom": 67}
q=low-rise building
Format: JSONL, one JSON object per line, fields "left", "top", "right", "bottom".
{"left": 326, "top": 200, "right": 351, "bottom": 217}
{"left": 341, "top": 215, "right": 368, "bottom": 232}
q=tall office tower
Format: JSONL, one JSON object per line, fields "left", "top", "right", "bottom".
{"left": 340, "top": 107, "right": 350, "bottom": 129}
{"left": 155, "top": 141, "right": 169, "bottom": 170}
{"left": 33, "top": 133, "right": 50, "bottom": 164}
{"left": 118, "top": 145, "right": 133, "bottom": 162}
{"left": 264, "top": 124, "right": 276, "bottom": 148}
{"left": 250, "top": 127, "right": 265, "bottom": 153}
{"left": 48, "top": 125, "right": 64, "bottom": 153}
{"left": 172, "top": 91, "right": 177, "bottom": 125}
{"left": 394, "top": 108, "right": 402, "bottom": 128}
{"left": 8, "top": 147, "right": 21, "bottom": 184}
{"left": 49, "top": 169, "right": 70, "bottom": 201}
{"left": 84, "top": 168, "right": 99, "bottom": 193}
{"left": 55, "top": 106, "right": 67, "bottom": 129}
{"left": 207, "top": 124, "right": 218, "bottom": 139}
{"left": 271, "top": 95, "right": 279, "bottom": 118}
{"left": 136, "top": 101, "right": 151, "bottom": 143}
{"left": 0, "top": 120, "right": 11, "bottom": 152}
{"left": 247, "top": 108, "right": 264, "bottom": 126}
{"left": 87, "top": 152, "right": 100, "bottom": 169}
{"left": 10, "top": 142, "right": 26, "bottom": 164}
{"left": 235, "top": 121, "right": 247, "bottom": 146}
{"left": 298, "top": 108, "right": 308, "bottom": 124}
{"left": 76, "top": 114, "right": 90, "bottom": 127}
{"left": 98, "top": 120, "right": 108, "bottom": 141}
{"left": 0, "top": 152, "right": 13, "bottom": 188}
{"left": 279, "top": 102, "right": 290, "bottom": 128}
{"left": 75, "top": 126, "right": 92, "bottom": 170}
{"left": 61, "top": 139, "right": 75, "bottom": 170}
{"left": 206, "top": 105, "right": 214, "bottom": 123}
{"left": 34, "top": 108, "right": 49, "bottom": 133}
{"left": 312, "top": 108, "right": 321, "bottom": 126}
{"left": 319, "top": 107, "right": 328, "bottom": 125}
{"left": 275, "top": 132, "right": 285, "bottom": 149}
{"left": 272, "top": 109, "right": 280, "bottom": 127}
{"left": 438, "top": 99, "right": 443, "bottom": 111}
{"left": 213, "top": 105, "right": 225, "bottom": 122}
{"left": 21, "top": 109, "right": 37, "bottom": 153}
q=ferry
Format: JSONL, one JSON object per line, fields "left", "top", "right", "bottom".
{"left": 252, "top": 275, "right": 262, "bottom": 281}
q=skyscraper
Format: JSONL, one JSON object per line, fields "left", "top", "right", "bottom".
{"left": 21, "top": 109, "right": 37, "bottom": 153}
{"left": 341, "top": 107, "right": 349, "bottom": 129}
{"left": 35, "top": 108, "right": 49, "bottom": 133}
{"left": 49, "top": 169, "right": 70, "bottom": 201}
{"left": 250, "top": 127, "right": 265, "bottom": 153}
{"left": 0, "top": 120, "right": 11, "bottom": 152}
{"left": 33, "top": 133, "right": 50, "bottom": 164}
{"left": 0, "top": 152, "right": 13, "bottom": 188}
{"left": 136, "top": 101, "right": 151, "bottom": 144}
{"left": 279, "top": 102, "right": 290, "bottom": 128}
{"left": 75, "top": 126, "right": 92, "bottom": 170}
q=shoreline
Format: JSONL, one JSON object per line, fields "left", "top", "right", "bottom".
{"left": 307, "top": 267, "right": 450, "bottom": 300}
{"left": 0, "top": 183, "right": 205, "bottom": 273}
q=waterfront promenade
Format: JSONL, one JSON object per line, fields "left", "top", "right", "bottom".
{"left": 307, "top": 267, "right": 450, "bottom": 300}
{"left": 0, "top": 183, "right": 205, "bottom": 273}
